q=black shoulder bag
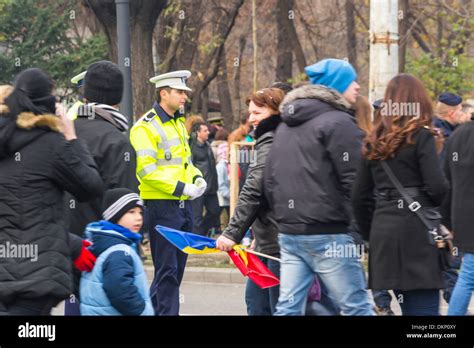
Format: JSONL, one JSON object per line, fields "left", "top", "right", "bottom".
{"left": 380, "top": 161, "right": 454, "bottom": 271}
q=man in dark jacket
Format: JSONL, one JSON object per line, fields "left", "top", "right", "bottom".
{"left": 66, "top": 60, "right": 138, "bottom": 237}
{"left": 0, "top": 69, "right": 103, "bottom": 315}
{"left": 432, "top": 92, "right": 465, "bottom": 305}
{"left": 443, "top": 121, "right": 474, "bottom": 315}
{"left": 264, "top": 58, "right": 373, "bottom": 315}
{"left": 190, "top": 122, "right": 220, "bottom": 236}
{"left": 64, "top": 60, "right": 138, "bottom": 315}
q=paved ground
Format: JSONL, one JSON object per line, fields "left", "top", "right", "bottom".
{"left": 52, "top": 280, "right": 247, "bottom": 316}
{"left": 51, "top": 265, "right": 474, "bottom": 315}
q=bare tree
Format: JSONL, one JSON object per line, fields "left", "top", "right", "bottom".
{"left": 190, "top": 0, "right": 244, "bottom": 114}
{"left": 345, "top": 0, "right": 358, "bottom": 71}
{"left": 156, "top": 0, "right": 205, "bottom": 73}
{"left": 232, "top": 15, "right": 252, "bottom": 129}
{"left": 276, "top": 0, "right": 293, "bottom": 82}
{"left": 85, "top": 0, "right": 167, "bottom": 118}
{"left": 398, "top": 0, "right": 409, "bottom": 72}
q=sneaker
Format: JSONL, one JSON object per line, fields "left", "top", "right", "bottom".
{"left": 375, "top": 305, "right": 395, "bottom": 316}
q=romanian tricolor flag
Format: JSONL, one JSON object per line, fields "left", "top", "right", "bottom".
{"left": 228, "top": 245, "right": 280, "bottom": 289}
{"left": 155, "top": 225, "right": 279, "bottom": 289}
{"left": 155, "top": 225, "right": 220, "bottom": 254}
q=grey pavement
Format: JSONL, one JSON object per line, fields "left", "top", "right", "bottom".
{"left": 51, "top": 266, "right": 474, "bottom": 316}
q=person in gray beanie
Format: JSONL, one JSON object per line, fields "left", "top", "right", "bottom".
{"left": 64, "top": 60, "right": 139, "bottom": 315}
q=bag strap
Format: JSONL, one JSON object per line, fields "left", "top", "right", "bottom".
{"left": 380, "top": 161, "right": 436, "bottom": 234}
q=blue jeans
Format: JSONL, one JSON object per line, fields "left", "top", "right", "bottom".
{"left": 448, "top": 252, "right": 474, "bottom": 315}
{"left": 442, "top": 252, "right": 462, "bottom": 303}
{"left": 245, "top": 258, "right": 280, "bottom": 315}
{"left": 274, "top": 233, "right": 374, "bottom": 316}
{"left": 393, "top": 289, "right": 439, "bottom": 315}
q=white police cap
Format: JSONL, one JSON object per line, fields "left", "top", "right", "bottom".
{"left": 150, "top": 70, "right": 192, "bottom": 92}
{"left": 71, "top": 71, "right": 87, "bottom": 86}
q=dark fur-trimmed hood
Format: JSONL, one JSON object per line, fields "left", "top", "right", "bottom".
{"left": 0, "top": 111, "right": 62, "bottom": 158}
{"left": 279, "top": 84, "right": 354, "bottom": 127}
{"left": 16, "top": 112, "right": 61, "bottom": 132}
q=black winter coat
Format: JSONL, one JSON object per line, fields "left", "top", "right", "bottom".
{"left": 352, "top": 127, "right": 448, "bottom": 290}
{"left": 190, "top": 139, "right": 218, "bottom": 195}
{"left": 264, "top": 85, "right": 364, "bottom": 235}
{"left": 66, "top": 115, "right": 138, "bottom": 236}
{"left": 0, "top": 112, "right": 103, "bottom": 303}
{"left": 223, "top": 115, "right": 281, "bottom": 256}
{"left": 442, "top": 121, "right": 474, "bottom": 252}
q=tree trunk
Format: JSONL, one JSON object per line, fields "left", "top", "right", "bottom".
{"left": 85, "top": 0, "right": 118, "bottom": 61}
{"left": 345, "top": 0, "right": 358, "bottom": 71}
{"left": 287, "top": 15, "right": 307, "bottom": 73}
{"left": 85, "top": 0, "right": 166, "bottom": 119}
{"left": 398, "top": 0, "right": 409, "bottom": 72}
{"left": 276, "top": 0, "right": 293, "bottom": 82}
{"left": 216, "top": 46, "right": 233, "bottom": 130}
{"left": 232, "top": 16, "right": 252, "bottom": 130}
{"left": 201, "top": 87, "right": 209, "bottom": 119}
{"left": 190, "top": 0, "right": 244, "bottom": 114}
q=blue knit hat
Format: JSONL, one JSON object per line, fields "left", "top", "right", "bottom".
{"left": 305, "top": 59, "right": 357, "bottom": 94}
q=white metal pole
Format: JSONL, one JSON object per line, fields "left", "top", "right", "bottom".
{"left": 369, "top": 0, "right": 399, "bottom": 104}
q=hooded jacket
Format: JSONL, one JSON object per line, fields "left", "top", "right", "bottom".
{"left": 80, "top": 221, "right": 153, "bottom": 316}
{"left": 0, "top": 110, "right": 103, "bottom": 303}
{"left": 264, "top": 84, "right": 364, "bottom": 235}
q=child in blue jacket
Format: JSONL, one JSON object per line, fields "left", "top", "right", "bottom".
{"left": 80, "top": 188, "right": 154, "bottom": 316}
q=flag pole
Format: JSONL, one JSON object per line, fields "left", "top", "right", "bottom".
{"left": 242, "top": 248, "right": 281, "bottom": 262}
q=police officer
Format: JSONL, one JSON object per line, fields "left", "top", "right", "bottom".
{"left": 66, "top": 70, "right": 87, "bottom": 120}
{"left": 130, "top": 70, "right": 206, "bottom": 315}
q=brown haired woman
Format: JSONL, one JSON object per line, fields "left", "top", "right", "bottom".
{"left": 352, "top": 74, "right": 448, "bottom": 316}
{"left": 216, "top": 87, "right": 284, "bottom": 315}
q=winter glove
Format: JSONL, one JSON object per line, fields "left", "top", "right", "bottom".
{"left": 183, "top": 183, "right": 200, "bottom": 200}
{"left": 183, "top": 178, "right": 207, "bottom": 200}
{"left": 73, "top": 240, "right": 96, "bottom": 272}
{"left": 194, "top": 177, "right": 207, "bottom": 197}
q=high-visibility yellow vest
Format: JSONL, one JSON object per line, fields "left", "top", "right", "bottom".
{"left": 130, "top": 103, "right": 202, "bottom": 200}
{"left": 67, "top": 100, "right": 83, "bottom": 120}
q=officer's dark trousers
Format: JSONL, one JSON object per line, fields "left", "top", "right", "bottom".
{"left": 146, "top": 199, "right": 193, "bottom": 315}
{"left": 192, "top": 193, "right": 220, "bottom": 236}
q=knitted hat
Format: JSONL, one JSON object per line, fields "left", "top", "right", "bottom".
{"left": 304, "top": 59, "right": 357, "bottom": 94}
{"left": 84, "top": 60, "right": 124, "bottom": 106}
{"left": 102, "top": 188, "right": 143, "bottom": 224}
{"left": 7, "top": 68, "right": 56, "bottom": 116}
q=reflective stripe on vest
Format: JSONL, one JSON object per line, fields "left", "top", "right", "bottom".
{"left": 136, "top": 149, "right": 157, "bottom": 158}
{"left": 138, "top": 163, "right": 157, "bottom": 178}
{"left": 137, "top": 157, "right": 184, "bottom": 178}
{"left": 150, "top": 118, "right": 172, "bottom": 159}
{"left": 157, "top": 157, "right": 182, "bottom": 166}
{"left": 157, "top": 137, "right": 181, "bottom": 149}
